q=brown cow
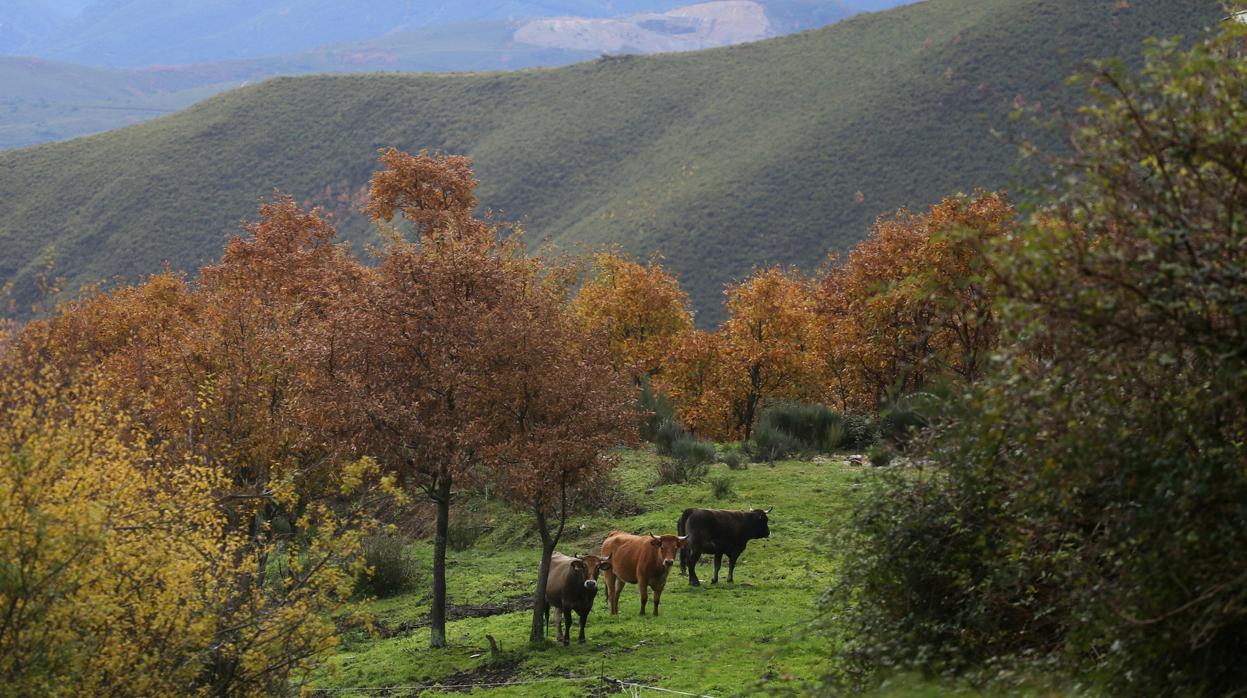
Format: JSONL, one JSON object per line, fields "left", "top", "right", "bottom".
{"left": 600, "top": 531, "right": 687, "bottom": 616}
{"left": 544, "top": 552, "right": 611, "bottom": 645}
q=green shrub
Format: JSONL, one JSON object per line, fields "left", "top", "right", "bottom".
{"left": 840, "top": 414, "right": 877, "bottom": 449}
{"left": 655, "top": 457, "right": 710, "bottom": 485}
{"left": 356, "top": 535, "right": 419, "bottom": 598}
{"left": 829, "top": 28, "right": 1247, "bottom": 695}
{"left": 638, "top": 375, "right": 678, "bottom": 443}
{"left": 670, "top": 436, "right": 716, "bottom": 467}
{"left": 867, "top": 445, "right": 895, "bottom": 467}
{"left": 447, "top": 519, "right": 489, "bottom": 552}
{"left": 721, "top": 450, "right": 747, "bottom": 470}
{"left": 750, "top": 420, "right": 803, "bottom": 461}
{"left": 710, "top": 475, "right": 734, "bottom": 499}
{"left": 652, "top": 418, "right": 690, "bottom": 456}
{"left": 757, "top": 402, "right": 840, "bottom": 447}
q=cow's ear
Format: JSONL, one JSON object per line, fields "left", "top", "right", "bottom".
{"left": 649, "top": 536, "right": 662, "bottom": 548}
{"left": 571, "top": 560, "right": 585, "bottom": 572}
{"left": 599, "top": 561, "right": 612, "bottom": 571}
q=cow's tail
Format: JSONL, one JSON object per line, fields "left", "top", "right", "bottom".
{"left": 677, "top": 509, "right": 693, "bottom": 574}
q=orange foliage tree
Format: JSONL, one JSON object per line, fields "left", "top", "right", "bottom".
{"left": 478, "top": 283, "right": 637, "bottom": 643}
{"left": 571, "top": 251, "right": 694, "bottom": 377}
{"left": 657, "top": 268, "right": 821, "bottom": 441}
{"left": 0, "top": 199, "right": 397, "bottom": 695}
{"left": 653, "top": 329, "right": 733, "bottom": 437}
{"left": 816, "top": 191, "right": 1013, "bottom": 411}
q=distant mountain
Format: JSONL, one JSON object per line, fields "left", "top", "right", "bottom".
{"left": 0, "top": 0, "right": 1221, "bottom": 325}
{"left": 0, "top": 0, "right": 915, "bottom": 149}
{"left": 0, "top": 0, "right": 67, "bottom": 54}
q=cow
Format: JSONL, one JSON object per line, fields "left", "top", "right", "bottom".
{"left": 600, "top": 531, "right": 687, "bottom": 616}
{"left": 677, "top": 507, "right": 771, "bottom": 586}
{"left": 544, "top": 552, "right": 611, "bottom": 645}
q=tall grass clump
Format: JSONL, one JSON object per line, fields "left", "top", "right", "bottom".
{"left": 655, "top": 433, "right": 716, "bottom": 485}
{"left": 356, "top": 535, "right": 420, "bottom": 598}
{"left": 751, "top": 402, "right": 872, "bottom": 459}
{"left": 710, "top": 475, "right": 734, "bottom": 499}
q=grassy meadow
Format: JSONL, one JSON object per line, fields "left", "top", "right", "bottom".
{"left": 309, "top": 449, "right": 867, "bottom": 697}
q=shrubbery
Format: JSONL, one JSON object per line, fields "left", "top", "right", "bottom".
{"left": 749, "top": 402, "right": 880, "bottom": 460}
{"left": 357, "top": 535, "right": 420, "bottom": 597}
{"left": 828, "top": 26, "right": 1247, "bottom": 695}
{"left": 710, "top": 475, "right": 735, "bottom": 499}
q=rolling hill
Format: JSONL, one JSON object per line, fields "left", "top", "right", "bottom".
{"left": 1, "top": 0, "right": 913, "bottom": 148}
{"left": 0, "top": 0, "right": 1222, "bottom": 325}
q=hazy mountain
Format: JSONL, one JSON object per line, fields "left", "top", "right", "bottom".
{"left": 0, "top": 0, "right": 1219, "bottom": 323}
{"left": 0, "top": 0, "right": 916, "bottom": 149}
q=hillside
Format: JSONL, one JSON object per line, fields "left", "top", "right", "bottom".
{"left": 0, "top": 0, "right": 1221, "bottom": 324}
{"left": 0, "top": 1, "right": 910, "bottom": 148}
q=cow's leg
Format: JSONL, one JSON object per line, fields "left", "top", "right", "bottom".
{"left": 577, "top": 609, "right": 588, "bottom": 644}
{"left": 610, "top": 577, "right": 625, "bottom": 615}
{"left": 727, "top": 552, "right": 739, "bottom": 583}
{"left": 562, "top": 608, "right": 571, "bottom": 646}
{"left": 687, "top": 545, "right": 702, "bottom": 586}
{"left": 712, "top": 552, "right": 723, "bottom": 583}
{"left": 638, "top": 575, "right": 649, "bottom": 616}
{"left": 652, "top": 583, "right": 663, "bottom": 616}
{"left": 603, "top": 571, "right": 618, "bottom": 615}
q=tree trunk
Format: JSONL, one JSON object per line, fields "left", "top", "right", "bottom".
{"left": 430, "top": 473, "right": 452, "bottom": 648}
{"left": 529, "top": 510, "right": 558, "bottom": 645}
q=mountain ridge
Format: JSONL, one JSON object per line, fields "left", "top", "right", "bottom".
{"left": 0, "top": 0, "right": 1221, "bottom": 324}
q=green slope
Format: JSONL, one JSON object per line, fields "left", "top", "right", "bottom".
{"left": 0, "top": 0, "right": 1221, "bottom": 324}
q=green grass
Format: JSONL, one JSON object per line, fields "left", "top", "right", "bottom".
{"left": 308, "top": 449, "right": 867, "bottom": 697}
{"left": 0, "top": 0, "right": 1220, "bottom": 324}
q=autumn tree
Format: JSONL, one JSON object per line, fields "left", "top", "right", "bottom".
{"left": 571, "top": 250, "right": 694, "bottom": 377}
{"left": 654, "top": 329, "right": 732, "bottom": 437}
{"left": 306, "top": 148, "right": 544, "bottom": 648}
{"left": 716, "top": 267, "right": 822, "bottom": 439}
{"left": 0, "top": 198, "right": 388, "bottom": 695}
{"left": 816, "top": 192, "right": 1012, "bottom": 411}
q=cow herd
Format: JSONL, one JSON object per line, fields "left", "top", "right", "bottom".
{"left": 543, "top": 507, "right": 773, "bottom": 646}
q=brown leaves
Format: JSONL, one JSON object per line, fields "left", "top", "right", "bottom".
{"left": 816, "top": 191, "right": 1013, "bottom": 410}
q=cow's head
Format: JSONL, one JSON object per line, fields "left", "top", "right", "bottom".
{"left": 749, "top": 507, "right": 773, "bottom": 539}
{"left": 649, "top": 534, "right": 688, "bottom": 568}
{"left": 570, "top": 554, "right": 611, "bottom": 592}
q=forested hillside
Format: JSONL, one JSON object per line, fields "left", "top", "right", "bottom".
{"left": 0, "top": 0, "right": 1221, "bottom": 323}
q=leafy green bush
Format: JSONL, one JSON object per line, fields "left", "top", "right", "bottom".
{"left": 652, "top": 418, "right": 690, "bottom": 456}
{"left": 356, "top": 535, "right": 420, "bottom": 598}
{"left": 828, "top": 27, "right": 1247, "bottom": 694}
{"left": 721, "top": 450, "right": 747, "bottom": 470}
{"left": 866, "top": 446, "right": 894, "bottom": 468}
{"left": 638, "top": 375, "right": 679, "bottom": 443}
{"left": 655, "top": 457, "right": 710, "bottom": 485}
{"left": 710, "top": 475, "right": 734, "bottom": 499}
{"left": 750, "top": 420, "right": 803, "bottom": 461}
{"left": 670, "top": 437, "right": 716, "bottom": 467}
{"left": 840, "top": 414, "right": 877, "bottom": 449}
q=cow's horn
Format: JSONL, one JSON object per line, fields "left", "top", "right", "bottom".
{"left": 765, "top": 506, "right": 773, "bottom": 513}
{"left": 651, "top": 534, "right": 660, "bottom": 541}
{"left": 677, "top": 535, "right": 688, "bottom": 541}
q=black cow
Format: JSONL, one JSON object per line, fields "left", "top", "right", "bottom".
{"left": 544, "top": 552, "right": 611, "bottom": 645}
{"left": 677, "top": 507, "right": 771, "bottom": 586}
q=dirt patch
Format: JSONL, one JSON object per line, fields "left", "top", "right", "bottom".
{"left": 371, "top": 595, "right": 533, "bottom": 639}
{"left": 432, "top": 656, "right": 524, "bottom": 693}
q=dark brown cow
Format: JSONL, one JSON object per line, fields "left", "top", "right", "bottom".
{"left": 600, "top": 531, "right": 687, "bottom": 616}
{"left": 544, "top": 552, "right": 611, "bottom": 645}
{"left": 677, "top": 507, "right": 771, "bottom": 586}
